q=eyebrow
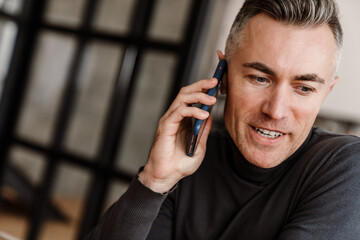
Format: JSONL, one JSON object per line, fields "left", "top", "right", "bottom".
{"left": 243, "top": 62, "right": 276, "bottom": 76}
{"left": 294, "top": 73, "right": 325, "bottom": 84}
{"left": 243, "top": 62, "right": 325, "bottom": 84}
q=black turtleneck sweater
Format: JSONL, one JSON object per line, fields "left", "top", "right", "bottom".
{"left": 86, "top": 127, "right": 360, "bottom": 240}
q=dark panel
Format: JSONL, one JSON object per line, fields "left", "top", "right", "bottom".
{"left": 168, "top": 0, "right": 212, "bottom": 103}
{"left": 0, "top": 0, "right": 47, "bottom": 205}
{"left": 0, "top": 0, "right": 214, "bottom": 238}
{"left": 116, "top": 50, "right": 177, "bottom": 174}
{"left": 26, "top": 0, "right": 101, "bottom": 238}
{"left": 76, "top": 0, "right": 157, "bottom": 237}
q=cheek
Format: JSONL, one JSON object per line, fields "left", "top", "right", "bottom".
{"left": 227, "top": 84, "right": 264, "bottom": 110}
{"left": 292, "top": 100, "right": 322, "bottom": 127}
{"left": 224, "top": 86, "right": 262, "bottom": 123}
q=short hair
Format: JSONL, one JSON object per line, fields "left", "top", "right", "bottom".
{"left": 225, "top": 0, "right": 343, "bottom": 65}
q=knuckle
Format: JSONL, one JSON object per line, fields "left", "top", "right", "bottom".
{"left": 179, "top": 86, "right": 187, "bottom": 94}
{"left": 158, "top": 116, "right": 165, "bottom": 125}
{"left": 155, "top": 127, "right": 162, "bottom": 137}
{"left": 157, "top": 115, "right": 170, "bottom": 130}
{"left": 177, "top": 106, "right": 187, "bottom": 115}
{"left": 174, "top": 92, "right": 186, "bottom": 104}
{"left": 156, "top": 120, "right": 168, "bottom": 135}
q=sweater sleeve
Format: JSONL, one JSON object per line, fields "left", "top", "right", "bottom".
{"left": 85, "top": 175, "right": 171, "bottom": 240}
{"left": 146, "top": 188, "right": 176, "bottom": 239}
{"left": 279, "top": 142, "right": 360, "bottom": 240}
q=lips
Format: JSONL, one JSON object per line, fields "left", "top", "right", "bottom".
{"left": 253, "top": 127, "right": 284, "bottom": 139}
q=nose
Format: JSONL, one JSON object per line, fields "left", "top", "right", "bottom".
{"left": 261, "top": 85, "right": 290, "bottom": 120}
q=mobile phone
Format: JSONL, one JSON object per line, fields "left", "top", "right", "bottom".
{"left": 186, "top": 59, "right": 227, "bottom": 157}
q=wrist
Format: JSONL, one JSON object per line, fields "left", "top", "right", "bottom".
{"left": 138, "top": 167, "right": 179, "bottom": 194}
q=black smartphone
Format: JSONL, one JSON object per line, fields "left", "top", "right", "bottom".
{"left": 186, "top": 59, "right": 227, "bottom": 157}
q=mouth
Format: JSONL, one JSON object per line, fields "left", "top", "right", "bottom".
{"left": 252, "top": 127, "right": 284, "bottom": 139}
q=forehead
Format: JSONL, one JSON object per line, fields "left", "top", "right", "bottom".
{"left": 233, "top": 13, "right": 338, "bottom": 80}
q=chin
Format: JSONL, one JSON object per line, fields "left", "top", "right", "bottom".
{"left": 242, "top": 148, "right": 287, "bottom": 168}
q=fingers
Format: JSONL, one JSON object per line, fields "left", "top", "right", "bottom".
{"left": 166, "top": 78, "right": 218, "bottom": 114}
{"left": 172, "top": 106, "right": 209, "bottom": 122}
{"left": 217, "top": 50, "right": 226, "bottom": 61}
{"left": 179, "top": 92, "right": 217, "bottom": 106}
{"left": 159, "top": 106, "right": 210, "bottom": 136}
{"left": 179, "top": 78, "right": 218, "bottom": 94}
{"left": 158, "top": 78, "right": 218, "bottom": 137}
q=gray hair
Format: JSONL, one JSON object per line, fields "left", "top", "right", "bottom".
{"left": 225, "top": 0, "right": 343, "bottom": 70}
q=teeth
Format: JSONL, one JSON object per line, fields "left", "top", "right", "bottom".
{"left": 255, "top": 127, "right": 283, "bottom": 139}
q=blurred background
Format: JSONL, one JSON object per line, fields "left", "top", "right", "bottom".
{"left": 0, "top": 0, "right": 358, "bottom": 239}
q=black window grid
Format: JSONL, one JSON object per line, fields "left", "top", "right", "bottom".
{"left": 0, "top": 0, "right": 213, "bottom": 239}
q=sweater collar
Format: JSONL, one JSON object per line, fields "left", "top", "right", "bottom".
{"left": 227, "top": 128, "right": 313, "bottom": 185}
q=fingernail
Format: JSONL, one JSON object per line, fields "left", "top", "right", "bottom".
{"left": 202, "top": 111, "right": 209, "bottom": 116}
{"left": 209, "top": 78, "right": 217, "bottom": 85}
{"left": 209, "top": 96, "right": 216, "bottom": 101}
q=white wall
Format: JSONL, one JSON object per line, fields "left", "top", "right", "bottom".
{"left": 321, "top": 0, "right": 360, "bottom": 123}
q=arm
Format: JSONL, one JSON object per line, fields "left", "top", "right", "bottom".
{"left": 279, "top": 143, "right": 360, "bottom": 239}
{"left": 146, "top": 186, "right": 176, "bottom": 239}
{"left": 85, "top": 175, "right": 169, "bottom": 240}
{"left": 85, "top": 77, "right": 219, "bottom": 240}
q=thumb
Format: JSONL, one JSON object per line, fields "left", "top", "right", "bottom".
{"left": 197, "top": 116, "right": 213, "bottom": 153}
{"left": 217, "top": 50, "right": 226, "bottom": 61}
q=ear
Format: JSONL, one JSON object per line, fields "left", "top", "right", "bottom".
{"left": 329, "top": 76, "right": 339, "bottom": 92}
{"left": 217, "top": 50, "right": 228, "bottom": 94}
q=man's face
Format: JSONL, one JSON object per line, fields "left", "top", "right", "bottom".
{"left": 224, "top": 13, "right": 338, "bottom": 168}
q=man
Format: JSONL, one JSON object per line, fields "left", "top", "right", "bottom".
{"left": 87, "top": 0, "right": 360, "bottom": 239}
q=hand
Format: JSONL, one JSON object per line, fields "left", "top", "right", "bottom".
{"left": 139, "top": 78, "right": 218, "bottom": 193}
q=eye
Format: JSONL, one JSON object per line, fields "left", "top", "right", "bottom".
{"left": 296, "top": 85, "right": 315, "bottom": 95}
{"left": 249, "top": 75, "right": 270, "bottom": 84}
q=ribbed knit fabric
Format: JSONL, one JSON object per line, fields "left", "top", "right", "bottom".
{"left": 86, "top": 171, "right": 169, "bottom": 240}
{"left": 86, "top": 127, "right": 360, "bottom": 240}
